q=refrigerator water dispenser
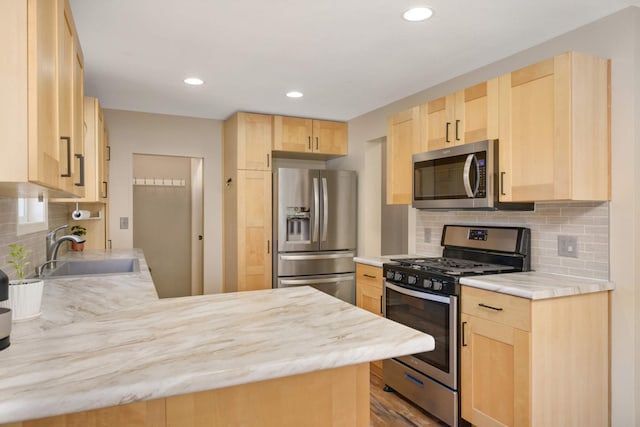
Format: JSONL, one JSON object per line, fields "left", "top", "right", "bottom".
{"left": 286, "top": 207, "right": 310, "bottom": 242}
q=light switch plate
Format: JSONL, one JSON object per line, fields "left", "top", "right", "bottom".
{"left": 558, "top": 235, "right": 578, "bottom": 258}
{"left": 424, "top": 228, "right": 431, "bottom": 243}
{"left": 120, "top": 217, "right": 129, "bottom": 230}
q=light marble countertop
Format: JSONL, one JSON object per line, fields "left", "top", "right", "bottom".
{"left": 0, "top": 250, "right": 434, "bottom": 424}
{"left": 460, "top": 271, "right": 615, "bottom": 300}
{"left": 354, "top": 254, "right": 420, "bottom": 268}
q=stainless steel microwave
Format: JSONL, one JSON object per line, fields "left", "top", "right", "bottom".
{"left": 412, "top": 139, "right": 533, "bottom": 211}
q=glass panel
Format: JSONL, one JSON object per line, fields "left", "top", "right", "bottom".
{"left": 386, "top": 288, "right": 450, "bottom": 373}
{"left": 414, "top": 151, "right": 486, "bottom": 200}
{"left": 16, "top": 196, "right": 48, "bottom": 235}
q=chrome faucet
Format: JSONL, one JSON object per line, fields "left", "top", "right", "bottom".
{"left": 44, "top": 224, "right": 86, "bottom": 269}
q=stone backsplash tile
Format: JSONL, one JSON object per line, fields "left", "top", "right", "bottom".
{"left": 415, "top": 202, "right": 610, "bottom": 280}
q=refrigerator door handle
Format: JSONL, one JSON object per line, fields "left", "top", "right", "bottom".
{"left": 312, "top": 177, "right": 320, "bottom": 242}
{"left": 322, "top": 177, "right": 328, "bottom": 242}
{"left": 280, "top": 275, "right": 355, "bottom": 286}
{"left": 280, "top": 252, "right": 354, "bottom": 261}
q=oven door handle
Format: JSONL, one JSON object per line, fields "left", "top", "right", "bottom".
{"left": 385, "top": 281, "right": 452, "bottom": 304}
{"left": 280, "top": 275, "right": 354, "bottom": 286}
{"left": 463, "top": 153, "right": 479, "bottom": 198}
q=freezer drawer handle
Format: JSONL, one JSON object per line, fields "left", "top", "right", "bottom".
{"left": 280, "top": 275, "right": 354, "bottom": 286}
{"left": 280, "top": 253, "right": 354, "bottom": 261}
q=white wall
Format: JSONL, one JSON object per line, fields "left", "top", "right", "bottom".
{"left": 333, "top": 7, "right": 639, "bottom": 425}
{"left": 103, "top": 109, "right": 223, "bottom": 294}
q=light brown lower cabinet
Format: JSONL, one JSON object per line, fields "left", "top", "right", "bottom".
{"left": 2, "top": 363, "right": 370, "bottom": 427}
{"left": 461, "top": 286, "right": 609, "bottom": 427}
{"left": 355, "top": 263, "right": 384, "bottom": 376}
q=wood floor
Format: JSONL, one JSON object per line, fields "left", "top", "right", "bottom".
{"left": 370, "top": 371, "right": 448, "bottom": 426}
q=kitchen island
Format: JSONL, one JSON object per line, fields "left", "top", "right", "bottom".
{"left": 0, "top": 250, "right": 434, "bottom": 426}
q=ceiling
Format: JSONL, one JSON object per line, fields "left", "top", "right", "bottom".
{"left": 69, "top": 0, "right": 639, "bottom": 121}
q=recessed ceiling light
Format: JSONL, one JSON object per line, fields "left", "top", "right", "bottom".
{"left": 184, "top": 77, "right": 204, "bottom": 86}
{"left": 286, "top": 91, "right": 304, "bottom": 98}
{"left": 403, "top": 7, "right": 433, "bottom": 22}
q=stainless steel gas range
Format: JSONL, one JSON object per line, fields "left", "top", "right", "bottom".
{"left": 382, "top": 225, "right": 531, "bottom": 427}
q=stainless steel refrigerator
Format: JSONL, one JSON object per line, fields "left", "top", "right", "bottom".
{"left": 273, "top": 168, "right": 357, "bottom": 304}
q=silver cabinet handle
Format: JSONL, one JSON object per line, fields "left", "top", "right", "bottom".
{"left": 280, "top": 252, "right": 354, "bottom": 261}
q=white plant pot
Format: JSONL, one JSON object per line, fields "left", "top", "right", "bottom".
{"left": 0, "top": 279, "right": 44, "bottom": 321}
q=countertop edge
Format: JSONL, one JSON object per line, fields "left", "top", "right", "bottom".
{"left": 460, "top": 272, "right": 615, "bottom": 300}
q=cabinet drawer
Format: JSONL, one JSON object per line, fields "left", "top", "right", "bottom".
{"left": 356, "top": 264, "right": 382, "bottom": 288}
{"left": 461, "top": 286, "right": 531, "bottom": 331}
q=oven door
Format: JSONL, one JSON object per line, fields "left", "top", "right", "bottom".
{"left": 384, "top": 281, "right": 457, "bottom": 389}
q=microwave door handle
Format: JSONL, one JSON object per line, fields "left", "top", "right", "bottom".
{"left": 312, "top": 177, "right": 320, "bottom": 242}
{"left": 463, "top": 154, "right": 478, "bottom": 197}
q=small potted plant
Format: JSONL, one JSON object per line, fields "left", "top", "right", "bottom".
{"left": 0, "top": 243, "right": 44, "bottom": 320}
{"left": 70, "top": 225, "right": 86, "bottom": 251}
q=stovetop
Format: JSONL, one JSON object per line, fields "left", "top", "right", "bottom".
{"left": 390, "top": 257, "right": 517, "bottom": 276}
{"left": 383, "top": 225, "right": 531, "bottom": 297}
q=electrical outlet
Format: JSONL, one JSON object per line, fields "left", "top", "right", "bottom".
{"left": 558, "top": 235, "right": 578, "bottom": 258}
{"left": 120, "top": 217, "right": 129, "bottom": 230}
{"left": 424, "top": 228, "right": 431, "bottom": 243}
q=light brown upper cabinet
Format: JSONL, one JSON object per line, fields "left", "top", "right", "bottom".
{"left": 74, "top": 97, "right": 109, "bottom": 203}
{"left": 225, "top": 112, "right": 272, "bottom": 171}
{"left": 57, "top": 0, "right": 84, "bottom": 197}
{"left": 499, "top": 52, "right": 610, "bottom": 202}
{"left": 0, "top": 0, "right": 84, "bottom": 197}
{"left": 425, "top": 79, "right": 499, "bottom": 150}
{"left": 386, "top": 106, "right": 422, "bottom": 205}
{"left": 272, "top": 116, "right": 348, "bottom": 158}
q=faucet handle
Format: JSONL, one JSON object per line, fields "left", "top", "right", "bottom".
{"left": 48, "top": 224, "right": 68, "bottom": 239}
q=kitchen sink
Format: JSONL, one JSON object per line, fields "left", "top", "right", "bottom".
{"left": 42, "top": 258, "right": 140, "bottom": 278}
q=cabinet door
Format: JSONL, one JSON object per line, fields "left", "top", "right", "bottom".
{"left": 386, "top": 106, "right": 420, "bottom": 205}
{"left": 28, "top": 0, "right": 61, "bottom": 189}
{"left": 355, "top": 263, "right": 383, "bottom": 375}
{"left": 72, "top": 35, "right": 85, "bottom": 197}
{"left": 97, "top": 106, "right": 108, "bottom": 202}
{"left": 57, "top": 0, "right": 75, "bottom": 194}
{"left": 459, "top": 79, "right": 499, "bottom": 145}
{"left": 237, "top": 170, "right": 272, "bottom": 291}
{"left": 426, "top": 94, "right": 456, "bottom": 150}
{"left": 499, "top": 52, "right": 609, "bottom": 202}
{"left": 312, "top": 120, "right": 347, "bottom": 155}
{"left": 499, "top": 56, "right": 566, "bottom": 202}
{"left": 272, "top": 115, "right": 313, "bottom": 153}
{"left": 237, "top": 112, "right": 272, "bottom": 170}
{"left": 461, "top": 313, "right": 531, "bottom": 427}
{"left": 355, "top": 264, "right": 383, "bottom": 316}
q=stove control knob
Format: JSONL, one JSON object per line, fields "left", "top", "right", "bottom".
{"left": 432, "top": 281, "right": 443, "bottom": 291}
{"left": 407, "top": 275, "right": 417, "bottom": 285}
{"left": 423, "top": 279, "right": 433, "bottom": 289}
{"left": 394, "top": 272, "right": 403, "bottom": 282}
{"left": 386, "top": 270, "right": 395, "bottom": 280}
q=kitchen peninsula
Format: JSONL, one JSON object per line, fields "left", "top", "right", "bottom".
{"left": 0, "top": 250, "right": 435, "bottom": 426}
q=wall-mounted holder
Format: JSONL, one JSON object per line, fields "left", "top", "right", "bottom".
{"left": 133, "top": 177, "right": 186, "bottom": 187}
{"left": 71, "top": 202, "right": 102, "bottom": 221}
